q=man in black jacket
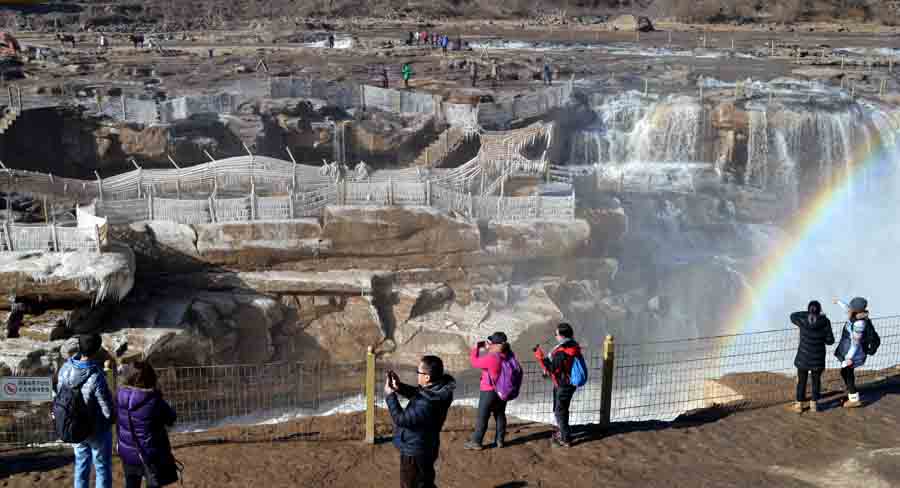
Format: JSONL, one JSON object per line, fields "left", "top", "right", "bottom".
{"left": 534, "top": 323, "right": 582, "bottom": 448}
{"left": 386, "top": 355, "right": 456, "bottom": 488}
{"left": 790, "top": 300, "right": 834, "bottom": 413}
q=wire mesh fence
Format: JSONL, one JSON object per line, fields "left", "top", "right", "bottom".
{"left": 2, "top": 317, "right": 899, "bottom": 451}
{"left": 611, "top": 315, "right": 900, "bottom": 422}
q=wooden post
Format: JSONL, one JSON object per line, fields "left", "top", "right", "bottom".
{"left": 841, "top": 56, "right": 845, "bottom": 70}
{"left": 132, "top": 159, "right": 142, "bottom": 198}
{"left": 468, "top": 191, "right": 474, "bottom": 218}
{"left": 204, "top": 150, "right": 217, "bottom": 193}
{"left": 286, "top": 147, "right": 298, "bottom": 191}
{"left": 3, "top": 221, "right": 12, "bottom": 251}
{"left": 570, "top": 188, "right": 576, "bottom": 217}
{"left": 364, "top": 346, "right": 376, "bottom": 444}
{"left": 667, "top": 31, "right": 672, "bottom": 47}
{"left": 42, "top": 196, "right": 48, "bottom": 223}
{"left": 208, "top": 196, "right": 217, "bottom": 223}
{"left": 426, "top": 179, "right": 432, "bottom": 206}
{"left": 95, "top": 171, "right": 103, "bottom": 202}
{"left": 51, "top": 223, "right": 59, "bottom": 252}
{"left": 15, "top": 86, "right": 21, "bottom": 112}
{"left": 168, "top": 155, "right": 181, "bottom": 199}
{"left": 147, "top": 191, "right": 154, "bottom": 220}
{"left": 121, "top": 95, "right": 127, "bottom": 120}
{"left": 6, "top": 86, "right": 11, "bottom": 107}
{"left": 731, "top": 38, "right": 735, "bottom": 50}
{"left": 600, "top": 335, "right": 615, "bottom": 426}
{"left": 388, "top": 177, "right": 394, "bottom": 205}
{"left": 425, "top": 147, "right": 430, "bottom": 167}
{"left": 288, "top": 185, "right": 295, "bottom": 219}
{"left": 94, "top": 224, "right": 102, "bottom": 253}
{"left": 250, "top": 184, "right": 256, "bottom": 221}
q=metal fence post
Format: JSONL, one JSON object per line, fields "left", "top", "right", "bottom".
{"left": 365, "top": 346, "right": 376, "bottom": 444}
{"left": 600, "top": 335, "right": 615, "bottom": 426}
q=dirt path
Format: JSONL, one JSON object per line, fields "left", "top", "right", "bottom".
{"left": 3, "top": 380, "right": 900, "bottom": 487}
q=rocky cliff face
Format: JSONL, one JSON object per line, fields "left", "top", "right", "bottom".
{"left": 1, "top": 205, "right": 619, "bottom": 374}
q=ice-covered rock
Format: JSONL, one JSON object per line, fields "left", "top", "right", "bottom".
{"left": 0, "top": 244, "right": 134, "bottom": 307}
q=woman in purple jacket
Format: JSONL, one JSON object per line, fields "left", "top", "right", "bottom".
{"left": 116, "top": 361, "right": 178, "bottom": 488}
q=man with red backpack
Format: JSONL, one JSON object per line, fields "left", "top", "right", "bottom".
{"left": 464, "top": 332, "right": 522, "bottom": 450}
{"left": 535, "top": 323, "right": 585, "bottom": 448}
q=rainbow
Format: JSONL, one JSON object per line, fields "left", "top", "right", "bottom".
{"left": 724, "top": 116, "right": 895, "bottom": 335}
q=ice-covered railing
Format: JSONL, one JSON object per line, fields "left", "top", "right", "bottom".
{"left": 4, "top": 117, "right": 570, "bottom": 227}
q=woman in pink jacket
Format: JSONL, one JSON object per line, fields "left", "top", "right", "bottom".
{"left": 464, "top": 332, "right": 511, "bottom": 450}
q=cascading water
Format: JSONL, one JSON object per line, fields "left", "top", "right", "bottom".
{"left": 567, "top": 82, "right": 900, "bottom": 345}
{"left": 571, "top": 94, "right": 705, "bottom": 165}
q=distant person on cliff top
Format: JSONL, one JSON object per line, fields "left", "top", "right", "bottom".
{"left": 402, "top": 62, "right": 412, "bottom": 89}
{"left": 465, "top": 332, "right": 522, "bottom": 451}
{"left": 833, "top": 297, "right": 880, "bottom": 408}
{"left": 328, "top": 34, "right": 335, "bottom": 49}
{"left": 441, "top": 35, "right": 449, "bottom": 54}
{"left": 534, "top": 323, "right": 587, "bottom": 448}
{"left": 789, "top": 300, "right": 834, "bottom": 413}
{"left": 470, "top": 60, "right": 478, "bottom": 87}
{"left": 385, "top": 355, "right": 456, "bottom": 488}
{"left": 381, "top": 66, "right": 389, "bottom": 89}
{"left": 407, "top": 32, "right": 415, "bottom": 46}
{"left": 543, "top": 62, "right": 552, "bottom": 86}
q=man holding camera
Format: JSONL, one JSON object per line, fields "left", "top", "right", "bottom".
{"left": 534, "top": 323, "right": 582, "bottom": 448}
{"left": 385, "top": 355, "right": 456, "bottom": 488}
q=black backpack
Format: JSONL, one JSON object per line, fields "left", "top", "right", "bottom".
{"left": 53, "top": 374, "right": 96, "bottom": 443}
{"left": 863, "top": 319, "right": 881, "bottom": 356}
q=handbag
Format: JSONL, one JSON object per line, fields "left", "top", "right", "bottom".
{"left": 126, "top": 407, "right": 182, "bottom": 487}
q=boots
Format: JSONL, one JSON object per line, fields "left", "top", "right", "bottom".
{"left": 790, "top": 401, "right": 805, "bottom": 413}
{"left": 844, "top": 393, "right": 863, "bottom": 408}
{"left": 809, "top": 400, "right": 820, "bottom": 413}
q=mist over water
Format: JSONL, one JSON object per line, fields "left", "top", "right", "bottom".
{"left": 568, "top": 82, "right": 900, "bottom": 342}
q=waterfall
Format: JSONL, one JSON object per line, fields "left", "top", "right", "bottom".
{"left": 746, "top": 110, "right": 768, "bottom": 188}
{"left": 631, "top": 98, "right": 703, "bottom": 163}
{"left": 575, "top": 94, "right": 704, "bottom": 165}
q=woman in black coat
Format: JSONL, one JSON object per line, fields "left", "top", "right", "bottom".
{"left": 790, "top": 300, "right": 834, "bottom": 413}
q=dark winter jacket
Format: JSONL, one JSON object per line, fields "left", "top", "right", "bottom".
{"left": 116, "top": 386, "right": 177, "bottom": 467}
{"left": 386, "top": 375, "right": 456, "bottom": 458}
{"left": 536, "top": 338, "right": 581, "bottom": 391}
{"left": 790, "top": 312, "right": 834, "bottom": 370}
